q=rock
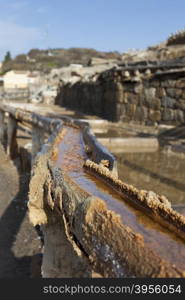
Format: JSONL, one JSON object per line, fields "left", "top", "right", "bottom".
{"left": 134, "top": 83, "right": 143, "bottom": 94}
{"left": 166, "top": 88, "right": 178, "bottom": 98}
{"left": 174, "top": 88, "right": 182, "bottom": 98}
{"left": 145, "top": 69, "right": 152, "bottom": 76}
{"left": 149, "top": 109, "right": 161, "bottom": 122}
{"left": 144, "top": 87, "right": 156, "bottom": 100}
{"left": 141, "top": 106, "right": 148, "bottom": 120}
{"left": 162, "top": 108, "right": 174, "bottom": 121}
{"left": 150, "top": 80, "right": 160, "bottom": 88}
{"left": 125, "top": 103, "right": 136, "bottom": 118}
{"left": 123, "top": 71, "right": 130, "bottom": 78}
{"left": 164, "top": 88, "right": 182, "bottom": 99}
{"left": 174, "top": 110, "right": 184, "bottom": 123}
{"left": 156, "top": 87, "right": 166, "bottom": 98}
{"left": 122, "top": 93, "right": 128, "bottom": 104}
{"left": 146, "top": 97, "right": 161, "bottom": 110}
{"left": 161, "top": 80, "right": 176, "bottom": 88}
{"left": 153, "top": 98, "right": 161, "bottom": 110}
{"left": 116, "top": 103, "right": 126, "bottom": 119}
{"left": 175, "top": 99, "right": 185, "bottom": 110}
{"left": 175, "top": 79, "right": 185, "bottom": 88}
{"left": 181, "top": 91, "right": 185, "bottom": 100}
{"left": 127, "top": 92, "right": 139, "bottom": 104}
{"left": 161, "top": 96, "right": 176, "bottom": 108}
{"left": 115, "top": 82, "right": 124, "bottom": 103}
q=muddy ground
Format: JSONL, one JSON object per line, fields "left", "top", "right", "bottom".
{"left": 0, "top": 145, "right": 42, "bottom": 278}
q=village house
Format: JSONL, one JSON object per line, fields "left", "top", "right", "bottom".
{"left": 3, "top": 70, "right": 29, "bottom": 89}
{"left": 3, "top": 70, "right": 40, "bottom": 89}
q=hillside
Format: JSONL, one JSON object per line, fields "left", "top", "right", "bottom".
{"left": 2, "top": 29, "right": 185, "bottom": 74}
{"left": 1, "top": 48, "right": 122, "bottom": 73}
{"left": 121, "top": 30, "right": 185, "bottom": 63}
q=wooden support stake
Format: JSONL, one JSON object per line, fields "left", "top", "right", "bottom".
{"left": 7, "top": 115, "right": 18, "bottom": 159}
{"left": 0, "top": 110, "right": 5, "bottom": 145}
{"left": 32, "top": 125, "right": 45, "bottom": 165}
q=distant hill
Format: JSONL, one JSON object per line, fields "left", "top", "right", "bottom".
{"left": 2, "top": 29, "right": 185, "bottom": 74}
{"left": 1, "top": 48, "right": 122, "bottom": 73}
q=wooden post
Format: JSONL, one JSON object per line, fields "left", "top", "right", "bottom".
{"left": 32, "top": 125, "right": 45, "bottom": 165}
{"left": 7, "top": 114, "right": 18, "bottom": 159}
{"left": 0, "top": 110, "right": 5, "bottom": 145}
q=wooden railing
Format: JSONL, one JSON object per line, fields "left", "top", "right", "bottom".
{"left": 0, "top": 103, "right": 185, "bottom": 278}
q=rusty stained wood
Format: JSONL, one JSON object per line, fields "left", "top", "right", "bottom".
{"left": 31, "top": 125, "right": 45, "bottom": 165}
{"left": 33, "top": 161, "right": 185, "bottom": 278}
{"left": 28, "top": 125, "right": 185, "bottom": 278}
{"left": 1, "top": 103, "right": 185, "bottom": 278}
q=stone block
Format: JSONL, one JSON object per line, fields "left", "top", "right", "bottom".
{"left": 138, "top": 94, "right": 145, "bottom": 106}
{"left": 127, "top": 92, "right": 139, "bottom": 104}
{"left": 134, "top": 83, "right": 143, "bottom": 94}
{"left": 143, "top": 97, "right": 161, "bottom": 110}
{"left": 161, "top": 96, "right": 176, "bottom": 108}
{"left": 116, "top": 103, "right": 126, "bottom": 117}
{"left": 125, "top": 103, "right": 136, "bottom": 118}
{"left": 118, "top": 104, "right": 127, "bottom": 121}
{"left": 141, "top": 106, "right": 148, "bottom": 120}
{"left": 156, "top": 87, "right": 166, "bottom": 98}
{"left": 144, "top": 87, "right": 156, "bottom": 100}
{"left": 116, "top": 82, "right": 124, "bottom": 91}
{"left": 175, "top": 79, "right": 185, "bottom": 88}
{"left": 162, "top": 108, "right": 174, "bottom": 121}
{"left": 124, "top": 82, "right": 137, "bottom": 93}
{"left": 166, "top": 88, "right": 182, "bottom": 99}
{"left": 181, "top": 91, "right": 185, "bottom": 100}
{"left": 150, "top": 80, "right": 160, "bottom": 88}
{"left": 149, "top": 109, "right": 161, "bottom": 122}
{"left": 115, "top": 88, "right": 124, "bottom": 103}
{"left": 122, "top": 92, "right": 128, "bottom": 104}
{"left": 161, "top": 80, "right": 176, "bottom": 88}
{"left": 135, "top": 106, "right": 142, "bottom": 122}
{"left": 175, "top": 99, "right": 185, "bottom": 110}
{"left": 152, "top": 98, "right": 161, "bottom": 110}
{"left": 174, "top": 110, "right": 184, "bottom": 123}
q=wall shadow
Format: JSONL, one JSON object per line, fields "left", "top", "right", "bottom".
{"left": 0, "top": 153, "right": 42, "bottom": 278}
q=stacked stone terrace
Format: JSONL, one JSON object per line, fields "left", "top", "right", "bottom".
{"left": 56, "top": 57, "right": 185, "bottom": 124}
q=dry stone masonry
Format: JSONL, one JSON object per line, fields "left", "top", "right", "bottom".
{"left": 56, "top": 58, "right": 185, "bottom": 125}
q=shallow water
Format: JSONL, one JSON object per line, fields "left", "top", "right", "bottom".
{"left": 116, "top": 151, "right": 185, "bottom": 206}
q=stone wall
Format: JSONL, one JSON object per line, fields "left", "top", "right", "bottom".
{"left": 56, "top": 66, "right": 185, "bottom": 125}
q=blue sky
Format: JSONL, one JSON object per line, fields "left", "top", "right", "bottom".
{"left": 0, "top": 0, "right": 185, "bottom": 60}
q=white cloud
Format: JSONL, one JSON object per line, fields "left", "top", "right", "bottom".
{"left": 0, "top": 20, "right": 42, "bottom": 60}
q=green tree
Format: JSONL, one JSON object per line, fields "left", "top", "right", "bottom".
{"left": 4, "top": 51, "right": 12, "bottom": 63}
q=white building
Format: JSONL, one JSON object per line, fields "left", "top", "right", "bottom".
{"left": 3, "top": 70, "right": 29, "bottom": 89}
{"left": 3, "top": 70, "right": 40, "bottom": 89}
